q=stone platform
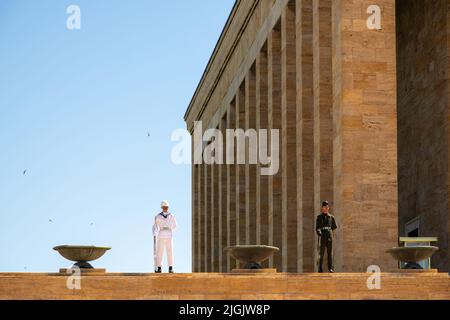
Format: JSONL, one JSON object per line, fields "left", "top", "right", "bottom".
{"left": 0, "top": 272, "right": 448, "bottom": 300}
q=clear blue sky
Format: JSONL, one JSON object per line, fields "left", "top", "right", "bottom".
{"left": 0, "top": 0, "right": 234, "bottom": 273}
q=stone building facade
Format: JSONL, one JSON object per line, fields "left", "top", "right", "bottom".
{"left": 396, "top": 0, "right": 450, "bottom": 272}
{"left": 184, "top": 0, "right": 450, "bottom": 273}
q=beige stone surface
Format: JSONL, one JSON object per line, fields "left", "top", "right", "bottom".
{"left": 281, "top": 1, "right": 298, "bottom": 273}
{"left": 212, "top": 161, "right": 220, "bottom": 272}
{"left": 245, "top": 68, "right": 257, "bottom": 246}
{"left": 236, "top": 85, "right": 246, "bottom": 251}
{"left": 267, "top": 23, "right": 284, "bottom": 271}
{"left": 227, "top": 101, "right": 238, "bottom": 271}
{"left": 256, "top": 48, "right": 270, "bottom": 264}
{"left": 219, "top": 118, "right": 228, "bottom": 272}
{"left": 332, "top": 0, "right": 398, "bottom": 272}
{"left": 296, "top": 0, "right": 315, "bottom": 273}
{"left": 0, "top": 273, "right": 448, "bottom": 300}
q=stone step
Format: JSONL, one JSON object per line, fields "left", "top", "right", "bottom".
{"left": 0, "top": 272, "right": 448, "bottom": 300}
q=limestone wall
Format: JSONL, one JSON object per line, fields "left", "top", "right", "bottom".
{"left": 396, "top": 0, "right": 449, "bottom": 271}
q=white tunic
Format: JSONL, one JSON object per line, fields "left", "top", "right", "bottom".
{"left": 153, "top": 212, "right": 177, "bottom": 239}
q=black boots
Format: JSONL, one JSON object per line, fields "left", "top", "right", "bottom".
{"left": 318, "top": 267, "right": 334, "bottom": 273}
{"left": 155, "top": 266, "right": 174, "bottom": 273}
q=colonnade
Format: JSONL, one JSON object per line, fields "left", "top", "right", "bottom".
{"left": 190, "top": 0, "right": 398, "bottom": 273}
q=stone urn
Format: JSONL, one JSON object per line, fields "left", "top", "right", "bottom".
{"left": 386, "top": 246, "right": 438, "bottom": 269}
{"left": 53, "top": 245, "right": 111, "bottom": 269}
{"left": 224, "top": 245, "right": 279, "bottom": 270}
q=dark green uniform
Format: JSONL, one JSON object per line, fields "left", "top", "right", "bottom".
{"left": 316, "top": 213, "right": 337, "bottom": 272}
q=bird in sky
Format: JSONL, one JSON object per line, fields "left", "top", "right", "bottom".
{"left": 147, "top": 132, "right": 151, "bottom": 137}
{"left": 48, "top": 219, "right": 53, "bottom": 223}
{"left": 23, "top": 170, "right": 27, "bottom": 175}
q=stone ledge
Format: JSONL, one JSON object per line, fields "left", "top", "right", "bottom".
{"left": 0, "top": 271, "right": 446, "bottom": 277}
{"left": 0, "top": 272, "right": 448, "bottom": 300}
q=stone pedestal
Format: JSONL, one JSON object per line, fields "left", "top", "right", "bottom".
{"left": 59, "top": 268, "right": 107, "bottom": 274}
{"left": 230, "top": 269, "right": 277, "bottom": 274}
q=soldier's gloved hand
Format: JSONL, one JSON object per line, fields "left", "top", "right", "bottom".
{"left": 317, "top": 231, "right": 322, "bottom": 237}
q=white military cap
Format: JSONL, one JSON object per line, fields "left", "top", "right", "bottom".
{"left": 161, "top": 200, "right": 170, "bottom": 207}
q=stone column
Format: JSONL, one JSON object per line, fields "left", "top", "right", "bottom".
{"left": 245, "top": 66, "right": 257, "bottom": 246}
{"left": 210, "top": 160, "right": 214, "bottom": 272}
{"left": 447, "top": 1, "right": 450, "bottom": 272}
{"left": 313, "top": 0, "right": 333, "bottom": 271}
{"left": 192, "top": 163, "right": 198, "bottom": 272}
{"left": 281, "top": 0, "right": 298, "bottom": 273}
{"left": 332, "top": 0, "right": 398, "bottom": 271}
{"left": 227, "top": 101, "right": 237, "bottom": 271}
{"left": 236, "top": 84, "right": 246, "bottom": 250}
{"left": 191, "top": 129, "right": 197, "bottom": 272}
{"left": 197, "top": 164, "right": 202, "bottom": 272}
{"left": 219, "top": 116, "right": 228, "bottom": 272}
{"left": 204, "top": 162, "right": 211, "bottom": 272}
{"left": 268, "top": 22, "right": 283, "bottom": 271}
{"left": 256, "top": 46, "right": 270, "bottom": 255}
{"left": 212, "top": 149, "right": 220, "bottom": 272}
{"left": 296, "top": 0, "right": 314, "bottom": 272}
{"left": 199, "top": 163, "right": 205, "bottom": 272}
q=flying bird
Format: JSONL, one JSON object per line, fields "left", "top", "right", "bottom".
{"left": 23, "top": 170, "right": 27, "bottom": 175}
{"left": 48, "top": 219, "right": 53, "bottom": 223}
{"left": 147, "top": 132, "right": 151, "bottom": 137}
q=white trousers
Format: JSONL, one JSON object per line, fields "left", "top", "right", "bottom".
{"left": 156, "top": 237, "right": 173, "bottom": 267}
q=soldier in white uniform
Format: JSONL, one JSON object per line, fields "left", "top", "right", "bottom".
{"left": 153, "top": 200, "right": 177, "bottom": 273}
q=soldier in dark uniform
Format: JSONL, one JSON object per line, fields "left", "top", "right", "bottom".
{"left": 316, "top": 201, "right": 337, "bottom": 273}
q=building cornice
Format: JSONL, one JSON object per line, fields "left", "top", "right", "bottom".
{"left": 184, "top": 0, "right": 259, "bottom": 132}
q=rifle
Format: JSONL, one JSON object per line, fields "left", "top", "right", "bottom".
{"left": 316, "top": 235, "right": 321, "bottom": 271}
